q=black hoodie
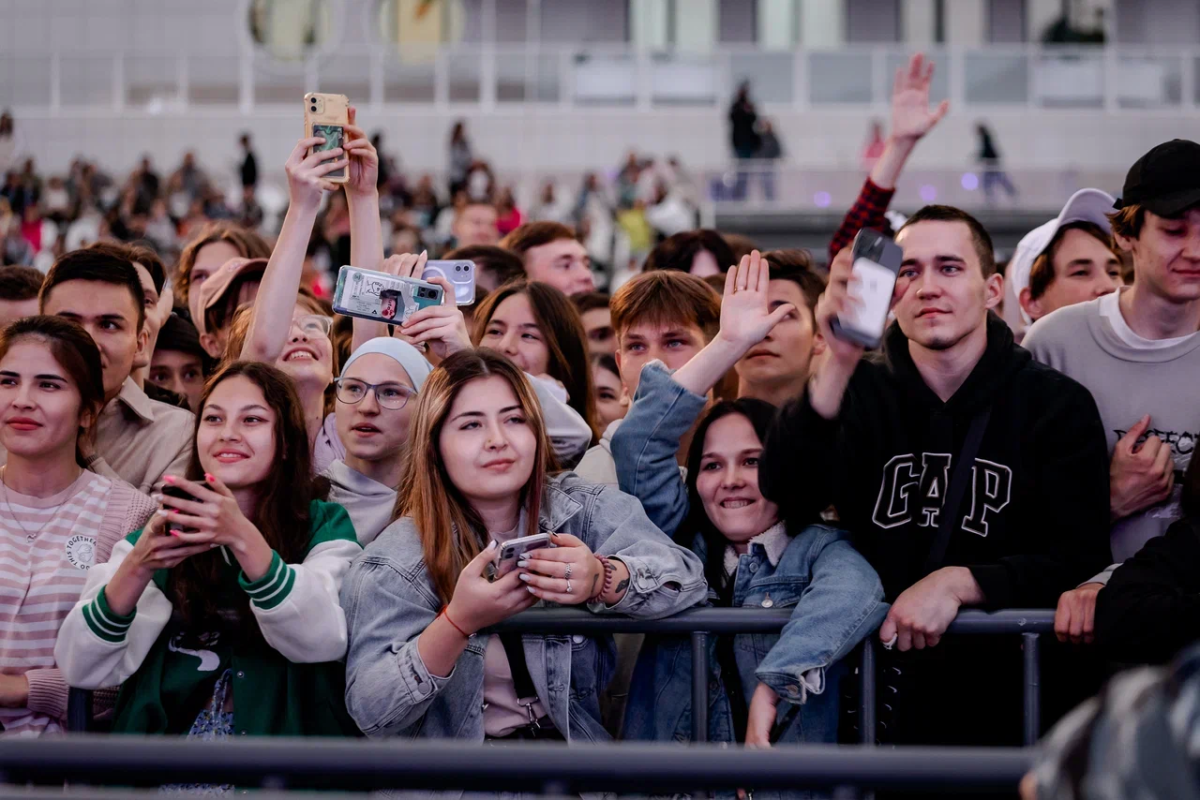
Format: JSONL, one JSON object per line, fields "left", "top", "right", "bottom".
{"left": 762, "top": 314, "right": 1112, "bottom": 606}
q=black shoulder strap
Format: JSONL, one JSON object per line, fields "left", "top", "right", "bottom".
{"left": 499, "top": 633, "right": 539, "bottom": 705}
{"left": 923, "top": 406, "right": 992, "bottom": 575}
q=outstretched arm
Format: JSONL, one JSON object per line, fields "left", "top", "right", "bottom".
{"left": 241, "top": 138, "right": 346, "bottom": 362}
{"left": 828, "top": 53, "right": 949, "bottom": 260}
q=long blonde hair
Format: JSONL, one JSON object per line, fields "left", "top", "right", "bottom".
{"left": 396, "top": 349, "right": 558, "bottom": 603}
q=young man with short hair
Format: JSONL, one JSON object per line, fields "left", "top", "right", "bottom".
{"left": 0, "top": 264, "right": 43, "bottom": 327}
{"left": 32, "top": 249, "right": 194, "bottom": 494}
{"left": 573, "top": 270, "right": 720, "bottom": 485}
{"left": 450, "top": 200, "right": 500, "bottom": 248}
{"left": 733, "top": 249, "right": 826, "bottom": 406}
{"left": 1006, "top": 189, "right": 1124, "bottom": 335}
{"left": 500, "top": 221, "right": 595, "bottom": 296}
{"left": 82, "top": 242, "right": 175, "bottom": 396}
{"left": 149, "top": 313, "right": 209, "bottom": 413}
{"left": 762, "top": 205, "right": 1111, "bottom": 746}
{"left": 1024, "top": 139, "right": 1200, "bottom": 643}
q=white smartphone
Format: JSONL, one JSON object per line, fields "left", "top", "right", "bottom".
{"left": 831, "top": 229, "right": 903, "bottom": 349}
{"left": 490, "top": 533, "right": 555, "bottom": 581}
{"left": 422, "top": 260, "right": 477, "bottom": 306}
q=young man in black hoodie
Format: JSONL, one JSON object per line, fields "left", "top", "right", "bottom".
{"left": 762, "top": 205, "right": 1112, "bottom": 745}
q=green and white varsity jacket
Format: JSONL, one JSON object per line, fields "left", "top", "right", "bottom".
{"left": 54, "top": 500, "right": 363, "bottom": 737}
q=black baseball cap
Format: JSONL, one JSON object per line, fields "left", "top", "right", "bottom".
{"left": 1114, "top": 139, "right": 1200, "bottom": 217}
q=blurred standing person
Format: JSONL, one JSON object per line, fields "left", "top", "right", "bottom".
{"left": 756, "top": 119, "right": 783, "bottom": 202}
{"left": 171, "top": 152, "right": 208, "bottom": 205}
{"left": 728, "top": 82, "right": 760, "bottom": 201}
{"left": 494, "top": 187, "right": 523, "bottom": 237}
{"left": 531, "top": 181, "right": 571, "bottom": 224}
{"left": 977, "top": 122, "right": 1017, "bottom": 204}
{"left": 240, "top": 133, "right": 258, "bottom": 190}
{"left": 0, "top": 111, "right": 23, "bottom": 176}
{"left": 448, "top": 121, "right": 472, "bottom": 197}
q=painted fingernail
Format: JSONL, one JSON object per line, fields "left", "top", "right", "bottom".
{"left": 527, "top": 586, "right": 537, "bottom": 594}
{"left": 169, "top": 530, "right": 180, "bottom": 537}
{"left": 163, "top": 475, "right": 175, "bottom": 484}
{"left": 519, "top": 573, "right": 530, "bottom": 582}
{"left": 157, "top": 509, "right": 169, "bottom": 517}
{"left": 204, "top": 473, "right": 215, "bottom": 482}
{"left": 151, "top": 494, "right": 163, "bottom": 503}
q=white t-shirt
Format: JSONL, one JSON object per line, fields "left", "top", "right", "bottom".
{"left": 1098, "top": 289, "right": 1200, "bottom": 350}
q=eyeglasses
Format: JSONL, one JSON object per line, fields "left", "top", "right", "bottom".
{"left": 335, "top": 378, "right": 417, "bottom": 410}
{"left": 293, "top": 314, "right": 333, "bottom": 337}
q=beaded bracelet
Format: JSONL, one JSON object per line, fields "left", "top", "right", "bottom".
{"left": 589, "top": 554, "right": 616, "bottom": 602}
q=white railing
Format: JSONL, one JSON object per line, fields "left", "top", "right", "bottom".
{"left": 3, "top": 44, "right": 1199, "bottom": 115}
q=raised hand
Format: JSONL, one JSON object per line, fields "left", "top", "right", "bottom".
{"left": 343, "top": 106, "right": 379, "bottom": 199}
{"left": 890, "top": 53, "right": 950, "bottom": 143}
{"left": 715, "top": 250, "right": 794, "bottom": 352}
{"left": 285, "top": 136, "right": 346, "bottom": 211}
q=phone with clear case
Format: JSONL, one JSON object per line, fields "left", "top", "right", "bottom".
{"left": 332, "top": 266, "right": 444, "bottom": 325}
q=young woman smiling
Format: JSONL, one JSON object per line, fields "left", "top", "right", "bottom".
{"left": 612, "top": 254, "right": 886, "bottom": 758}
{"left": 0, "top": 317, "right": 155, "bottom": 735}
{"left": 342, "top": 349, "right": 705, "bottom": 743}
{"left": 56, "top": 362, "right": 361, "bottom": 738}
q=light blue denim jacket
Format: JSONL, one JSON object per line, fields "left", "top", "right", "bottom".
{"left": 340, "top": 472, "right": 707, "bottom": 745}
{"left": 614, "top": 362, "right": 888, "bottom": 748}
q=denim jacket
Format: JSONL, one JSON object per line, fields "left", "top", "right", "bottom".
{"left": 614, "top": 362, "right": 888, "bottom": 747}
{"left": 340, "top": 472, "right": 707, "bottom": 746}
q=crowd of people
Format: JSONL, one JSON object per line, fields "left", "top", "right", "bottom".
{"left": 0, "top": 53, "right": 1197, "bottom": 799}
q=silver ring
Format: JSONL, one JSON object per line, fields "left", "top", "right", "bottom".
{"left": 566, "top": 579, "right": 573, "bottom": 594}
{"left": 565, "top": 563, "right": 573, "bottom": 579}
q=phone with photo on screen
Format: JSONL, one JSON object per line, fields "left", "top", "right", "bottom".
{"left": 831, "top": 229, "right": 903, "bottom": 350}
{"left": 303, "top": 92, "right": 350, "bottom": 184}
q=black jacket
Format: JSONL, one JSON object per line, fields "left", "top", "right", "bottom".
{"left": 1095, "top": 516, "right": 1200, "bottom": 664}
{"left": 762, "top": 314, "right": 1112, "bottom": 606}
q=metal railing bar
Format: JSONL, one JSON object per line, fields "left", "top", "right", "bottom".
{"left": 1022, "top": 632, "right": 1041, "bottom": 746}
{"left": 484, "top": 608, "right": 1054, "bottom": 635}
{"left": 691, "top": 630, "right": 708, "bottom": 743}
{"left": 0, "top": 737, "right": 1033, "bottom": 793}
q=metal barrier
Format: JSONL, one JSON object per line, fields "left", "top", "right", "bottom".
{"left": 66, "top": 608, "right": 1054, "bottom": 745}
{"left": 0, "top": 736, "right": 1032, "bottom": 794}
{"left": 486, "top": 607, "right": 1054, "bottom": 746}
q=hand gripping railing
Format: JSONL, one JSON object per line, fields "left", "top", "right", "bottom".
{"left": 485, "top": 607, "right": 1055, "bottom": 746}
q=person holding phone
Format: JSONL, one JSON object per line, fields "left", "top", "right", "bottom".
{"left": 760, "top": 206, "right": 1111, "bottom": 747}
{"left": 0, "top": 316, "right": 155, "bottom": 736}
{"left": 342, "top": 349, "right": 705, "bottom": 743}
{"left": 55, "top": 361, "right": 362, "bottom": 738}
{"left": 324, "top": 337, "right": 432, "bottom": 546}
{"left": 615, "top": 255, "right": 886, "bottom": 752}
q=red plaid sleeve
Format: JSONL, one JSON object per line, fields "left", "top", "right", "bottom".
{"left": 828, "top": 177, "right": 896, "bottom": 262}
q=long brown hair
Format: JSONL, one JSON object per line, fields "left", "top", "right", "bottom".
{"left": 472, "top": 278, "right": 599, "bottom": 441}
{"left": 175, "top": 222, "right": 271, "bottom": 306}
{"left": 168, "top": 361, "right": 320, "bottom": 634}
{"left": 0, "top": 316, "right": 105, "bottom": 467}
{"left": 395, "top": 349, "right": 556, "bottom": 604}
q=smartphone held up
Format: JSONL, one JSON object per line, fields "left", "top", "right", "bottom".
{"left": 831, "top": 229, "right": 903, "bottom": 350}
{"left": 333, "top": 266, "right": 444, "bottom": 325}
{"left": 303, "top": 92, "right": 350, "bottom": 184}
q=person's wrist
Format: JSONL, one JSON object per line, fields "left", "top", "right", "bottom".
{"left": 886, "top": 132, "right": 920, "bottom": 150}
{"left": 346, "top": 185, "right": 379, "bottom": 203}
{"left": 444, "top": 599, "right": 475, "bottom": 637}
{"left": 712, "top": 329, "right": 756, "bottom": 361}
{"left": 939, "top": 567, "right": 974, "bottom": 605}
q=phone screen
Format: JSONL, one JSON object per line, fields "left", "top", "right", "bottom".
{"left": 312, "top": 124, "right": 345, "bottom": 180}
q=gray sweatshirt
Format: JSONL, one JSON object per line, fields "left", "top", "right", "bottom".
{"left": 1024, "top": 292, "right": 1200, "bottom": 562}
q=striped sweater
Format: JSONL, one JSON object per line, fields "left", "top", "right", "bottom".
{"left": 0, "top": 470, "right": 154, "bottom": 736}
